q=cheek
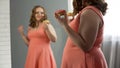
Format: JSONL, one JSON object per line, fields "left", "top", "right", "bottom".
{"left": 41, "top": 14, "right": 45, "bottom": 17}
{"left": 35, "top": 14, "right": 38, "bottom": 18}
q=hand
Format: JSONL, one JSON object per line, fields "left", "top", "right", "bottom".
{"left": 18, "top": 25, "right": 24, "bottom": 35}
{"left": 43, "top": 20, "right": 50, "bottom": 30}
{"left": 43, "top": 20, "right": 50, "bottom": 24}
{"left": 54, "top": 9, "right": 68, "bottom": 26}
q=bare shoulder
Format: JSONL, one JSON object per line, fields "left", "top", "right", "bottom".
{"left": 47, "top": 23, "right": 54, "bottom": 28}
{"left": 81, "top": 8, "right": 101, "bottom": 22}
{"left": 79, "top": 8, "right": 102, "bottom": 30}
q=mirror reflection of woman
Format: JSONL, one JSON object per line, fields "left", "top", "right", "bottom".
{"left": 18, "top": 5, "right": 57, "bottom": 68}
{"left": 55, "top": 0, "right": 108, "bottom": 68}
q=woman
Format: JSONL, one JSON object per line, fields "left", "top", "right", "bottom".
{"left": 55, "top": 0, "right": 108, "bottom": 68}
{"left": 18, "top": 5, "right": 57, "bottom": 68}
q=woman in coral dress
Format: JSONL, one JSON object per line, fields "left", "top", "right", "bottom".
{"left": 55, "top": 0, "right": 108, "bottom": 68}
{"left": 18, "top": 5, "right": 57, "bottom": 68}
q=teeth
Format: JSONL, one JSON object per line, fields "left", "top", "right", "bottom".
{"left": 60, "top": 15, "right": 65, "bottom": 19}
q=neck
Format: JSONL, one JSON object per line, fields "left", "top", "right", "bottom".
{"left": 37, "top": 21, "right": 43, "bottom": 25}
{"left": 35, "top": 22, "right": 40, "bottom": 27}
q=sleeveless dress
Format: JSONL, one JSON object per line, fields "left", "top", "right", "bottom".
{"left": 61, "top": 6, "right": 108, "bottom": 68}
{"left": 25, "top": 23, "right": 56, "bottom": 68}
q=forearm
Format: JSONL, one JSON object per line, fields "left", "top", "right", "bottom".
{"left": 45, "top": 25, "right": 57, "bottom": 42}
{"left": 20, "top": 33, "right": 29, "bottom": 46}
{"left": 46, "top": 29, "right": 57, "bottom": 42}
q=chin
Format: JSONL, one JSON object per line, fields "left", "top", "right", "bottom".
{"left": 36, "top": 19, "right": 41, "bottom": 21}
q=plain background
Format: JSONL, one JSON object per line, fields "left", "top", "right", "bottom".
{"left": 10, "top": 0, "right": 68, "bottom": 68}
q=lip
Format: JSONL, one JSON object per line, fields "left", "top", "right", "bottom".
{"left": 37, "top": 16, "right": 41, "bottom": 18}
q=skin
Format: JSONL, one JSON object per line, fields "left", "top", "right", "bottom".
{"left": 55, "top": 6, "right": 102, "bottom": 52}
{"left": 18, "top": 7, "right": 57, "bottom": 46}
{"left": 18, "top": 25, "right": 29, "bottom": 45}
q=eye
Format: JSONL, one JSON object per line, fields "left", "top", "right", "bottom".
{"left": 40, "top": 12, "right": 44, "bottom": 14}
{"left": 35, "top": 12, "right": 44, "bottom": 14}
{"left": 35, "top": 12, "right": 39, "bottom": 14}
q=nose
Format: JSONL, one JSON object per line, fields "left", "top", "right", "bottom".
{"left": 38, "top": 13, "right": 42, "bottom": 16}
{"left": 35, "top": 12, "right": 44, "bottom": 15}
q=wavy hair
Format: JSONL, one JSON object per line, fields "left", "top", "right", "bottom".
{"left": 29, "top": 5, "right": 47, "bottom": 28}
{"left": 73, "top": 0, "right": 108, "bottom": 16}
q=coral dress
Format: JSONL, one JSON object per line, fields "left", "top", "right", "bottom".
{"left": 25, "top": 23, "right": 56, "bottom": 68}
{"left": 61, "top": 6, "right": 108, "bottom": 68}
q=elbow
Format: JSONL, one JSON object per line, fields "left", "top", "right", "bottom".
{"left": 51, "top": 36, "right": 57, "bottom": 42}
{"left": 51, "top": 39, "right": 57, "bottom": 42}
{"left": 80, "top": 43, "right": 93, "bottom": 52}
{"left": 25, "top": 41, "right": 29, "bottom": 47}
{"left": 52, "top": 40, "right": 56, "bottom": 42}
{"left": 82, "top": 46, "right": 92, "bottom": 52}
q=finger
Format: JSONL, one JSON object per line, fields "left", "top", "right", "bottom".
{"left": 55, "top": 12, "right": 60, "bottom": 19}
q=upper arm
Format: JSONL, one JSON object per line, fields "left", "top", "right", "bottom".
{"left": 46, "top": 23, "right": 57, "bottom": 36}
{"left": 78, "top": 9, "right": 101, "bottom": 48}
{"left": 45, "top": 23, "right": 55, "bottom": 32}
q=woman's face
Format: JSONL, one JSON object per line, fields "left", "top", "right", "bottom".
{"left": 35, "top": 7, "right": 45, "bottom": 21}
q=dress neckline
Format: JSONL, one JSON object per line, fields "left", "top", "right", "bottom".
{"left": 29, "top": 23, "right": 43, "bottom": 32}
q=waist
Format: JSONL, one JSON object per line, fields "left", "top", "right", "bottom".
{"left": 29, "top": 39, "right": 50, "bottom": 45}
{"left": 86, "top": 47, "right": 103, "bottom": 56}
